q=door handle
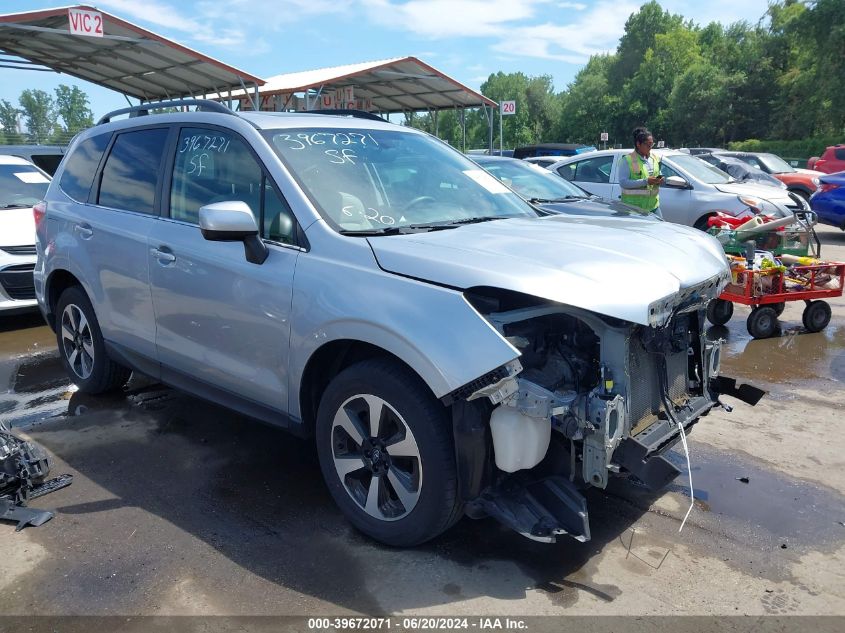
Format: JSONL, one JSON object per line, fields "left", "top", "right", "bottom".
{"left": 74, "top": 223, "right": 93, "bottom": 239}
{"left": 150, "top": 247, "right": 176, "bottom": 264}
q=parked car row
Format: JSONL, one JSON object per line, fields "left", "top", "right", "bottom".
{"left": 476, "top": 142, "right": 845, "bottom": 232}
{"left": 523, "top": 149, "right": 807, "bottom": 229}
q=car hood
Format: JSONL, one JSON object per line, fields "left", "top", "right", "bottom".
{"left": 713, "top": 181, "right": 793, "bottom": 202}
{"left": 367, "top": 215, "right": 729, "bottom": 326}
{"left": 0, "top": 207, "right": 36, "bottom": 247}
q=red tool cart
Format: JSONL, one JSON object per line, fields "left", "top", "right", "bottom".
{"left": 707, "top": 261, "right": 845, "bottom": 338}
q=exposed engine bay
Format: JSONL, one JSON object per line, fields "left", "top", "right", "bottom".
{"left": 454, "top": 286, "right": 763, "bottom": 543}
{"left": 0, "top": 421, "right": 72, "bottom": 530}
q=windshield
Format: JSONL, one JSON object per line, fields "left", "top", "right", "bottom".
{"left": 757, "top": 153, "right": 794, "bottom": 174}
{"left": 0, "top": 164, "right": 50, "bottom": 208}
{"left": 264, "top": 128, "right": 536, "bottom": 233}
{"left": 475, "top": 158, "right": 588, "bottom": 200}
{"left": 665, "top": 154, "right": 732, "bottom": 184}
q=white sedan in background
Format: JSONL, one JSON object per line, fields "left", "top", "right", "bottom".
{"left": 0, "top": 155, "right": 50, "bottom": 314}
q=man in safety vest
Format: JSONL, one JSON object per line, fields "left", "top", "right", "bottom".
{"left": 619, "top": 126, "right": 664, "bottom": 219}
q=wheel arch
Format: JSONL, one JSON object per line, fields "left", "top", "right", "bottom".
{"left": 43, "top": 268, "right": 85, "bottom": 331}
{"left": 693, "top": 212, "right": 717, "bottom": 231}
{"left": 298, "top": 339, "right": 435, "bottom": 437}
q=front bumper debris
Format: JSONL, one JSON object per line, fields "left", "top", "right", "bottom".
{"left": 1, "top": 424, "right": 72, "bottom": 531}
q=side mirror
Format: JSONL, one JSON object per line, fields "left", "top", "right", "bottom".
{"left": 663, "top": 175, "right": 690, "bottom": 189}
{"left": 199, "top": 201, "right": 268, "bottom": 265}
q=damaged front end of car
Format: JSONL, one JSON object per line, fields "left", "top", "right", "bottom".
{"left": 445, "top": 273, "right": 763, "bottom": 543}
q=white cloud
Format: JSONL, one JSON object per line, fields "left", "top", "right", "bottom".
{"left": 98, "top": 0, "right": 203, "bottom": 32}
{"left": 494, "top": 1, "right": 639, "bottom": 62}
{"left": 361, "top": 0, "right": 554, "bottom": 38}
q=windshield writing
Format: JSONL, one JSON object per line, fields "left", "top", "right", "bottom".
{"left": 266, "top": 128, "right": 535, "bottom": 233}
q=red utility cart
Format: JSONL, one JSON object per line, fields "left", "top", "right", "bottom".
{"left": 707, "top": 262, "right": 845, "bottom": 338}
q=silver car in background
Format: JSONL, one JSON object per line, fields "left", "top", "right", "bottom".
{"left": 529, "top": 149, "right": 808, "bottom": 229}
{"left": 35, "top": 101, "right": 754, "bottom": 547}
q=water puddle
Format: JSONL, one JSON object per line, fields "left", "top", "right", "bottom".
{"left": 708, "top": 321, "right": 845, "bottom": 390}
{"left": 661, "top": 443, "right": 845, "bottom": 547}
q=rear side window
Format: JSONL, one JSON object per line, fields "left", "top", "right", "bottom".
{"left": 59, "top": 134, "right": 110, "bottom": 202}
{"left": 835, "top": 148, "right": 845, "bottom": 160}
{"left": 98, "top": 128, "right": 169, "bottom": 214}
{"left": 30, "top": 154, "right": 63, "bottom": 176}
{"left": 559, "top": 156, "right": 613, "bottom": 183}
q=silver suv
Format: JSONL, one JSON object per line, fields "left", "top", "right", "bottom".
{"left": 35, "top": 100, "right": 754, "bottom": 546}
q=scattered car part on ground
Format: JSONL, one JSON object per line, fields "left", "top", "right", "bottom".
{"left": 35, "top": 99, "right": 758, "bottom": 547}
{"left": 811, "top": 172, "right": 845, "bottom": 230}
{"left": 0, "top": 154, "right": 49, "bottom": 315}
{"left": 0, "top": 420, "right": 73, "bottom": 530}
{"left": 535, "top": 149, "right": 807, "bottom": 229}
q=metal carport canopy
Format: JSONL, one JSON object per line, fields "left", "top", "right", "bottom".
{"left": 223, "top": 56, "right": 497, "bottom": 113}
{"left": 0, "top": 4, "right": 265, "bottom": 102}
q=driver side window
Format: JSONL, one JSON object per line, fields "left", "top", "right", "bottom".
{"left": 170, "top": 127, "right": 298, "bottom": 244}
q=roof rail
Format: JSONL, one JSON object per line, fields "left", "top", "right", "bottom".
{"left": 301, "top": 109, "right": 388, "bottom": 122}
{"left": 97, "top": 99, "right": 236, "bottom": 125}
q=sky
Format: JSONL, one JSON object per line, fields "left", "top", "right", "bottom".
{"left": 1, "top": 0, "right": 773, "bottom": 122}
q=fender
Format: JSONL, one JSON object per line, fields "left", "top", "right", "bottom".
{"left": 287, "top": 251, "right": 519, "bottom": 421}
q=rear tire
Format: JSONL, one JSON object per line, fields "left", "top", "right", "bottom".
{"left": 315, "top": 358, "right": 463, "bottom": 546}
{"left": 55, "top": 286, "right": 131, "bottom": 394}
{"left": 802, "top": 300, "right": 831, "bottom": 333}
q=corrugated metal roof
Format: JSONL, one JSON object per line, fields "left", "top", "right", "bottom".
{"left": 223, "top": 56, "right": 496, "bottom": 113}
{"left": 0, "top": 4, "right": 264, "bottom": 101}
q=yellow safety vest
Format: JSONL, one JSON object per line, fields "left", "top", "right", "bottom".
{"left": 620, "top": 152, "right": 661, "bottom": 212}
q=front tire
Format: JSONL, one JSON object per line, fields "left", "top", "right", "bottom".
{"left": 746, "top": 306, "right": 779, "bottom": 339}
{"left": 55, "top": 286, "right": 131, "bottom": 394}
{"left": 707, "top": 298, "right": 733, "bottom": 325}
{"left": 315, "top": 358, "right": 463, "bottom": 546}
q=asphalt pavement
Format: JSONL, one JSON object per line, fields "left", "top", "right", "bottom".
{"left": 1, "top": 226, "right": 843, "bottom": 624}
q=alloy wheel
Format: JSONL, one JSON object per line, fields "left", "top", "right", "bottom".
{"left": 61, "top": 303, "right": 95, "bottom": 380}
{"left": 331, "top": 394, "right": 423, "bottom": 521}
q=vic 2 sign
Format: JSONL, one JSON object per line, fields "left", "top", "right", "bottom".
{"left": 68, "top": 9, "right": 104, "bottom": 37}
{"left": 501, "top": 101, "right": 516, "bottom": 115}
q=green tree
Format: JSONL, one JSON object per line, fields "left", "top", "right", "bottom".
{"left": 608, "top": 1, "right": 686, "bottom": 91}
{"left": 479, "top": 71, "right": 560, "bottom": 148}
{"left": 18, "top": 89, "right": 57, "bottom": 144}
{"left": 0, "top": 99, "right": 24, "bottom": 144}
{"left": 556, "top": 54, "right": 619, "bottom": 145}
{"left": 623, "top": 27, "right": 702, "bottom": 137}
{"left": 667, "top": 63, "right": 743, "bottom": 145}
{"left": 54, "top": 84, "right": 94, "bottom": 137}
